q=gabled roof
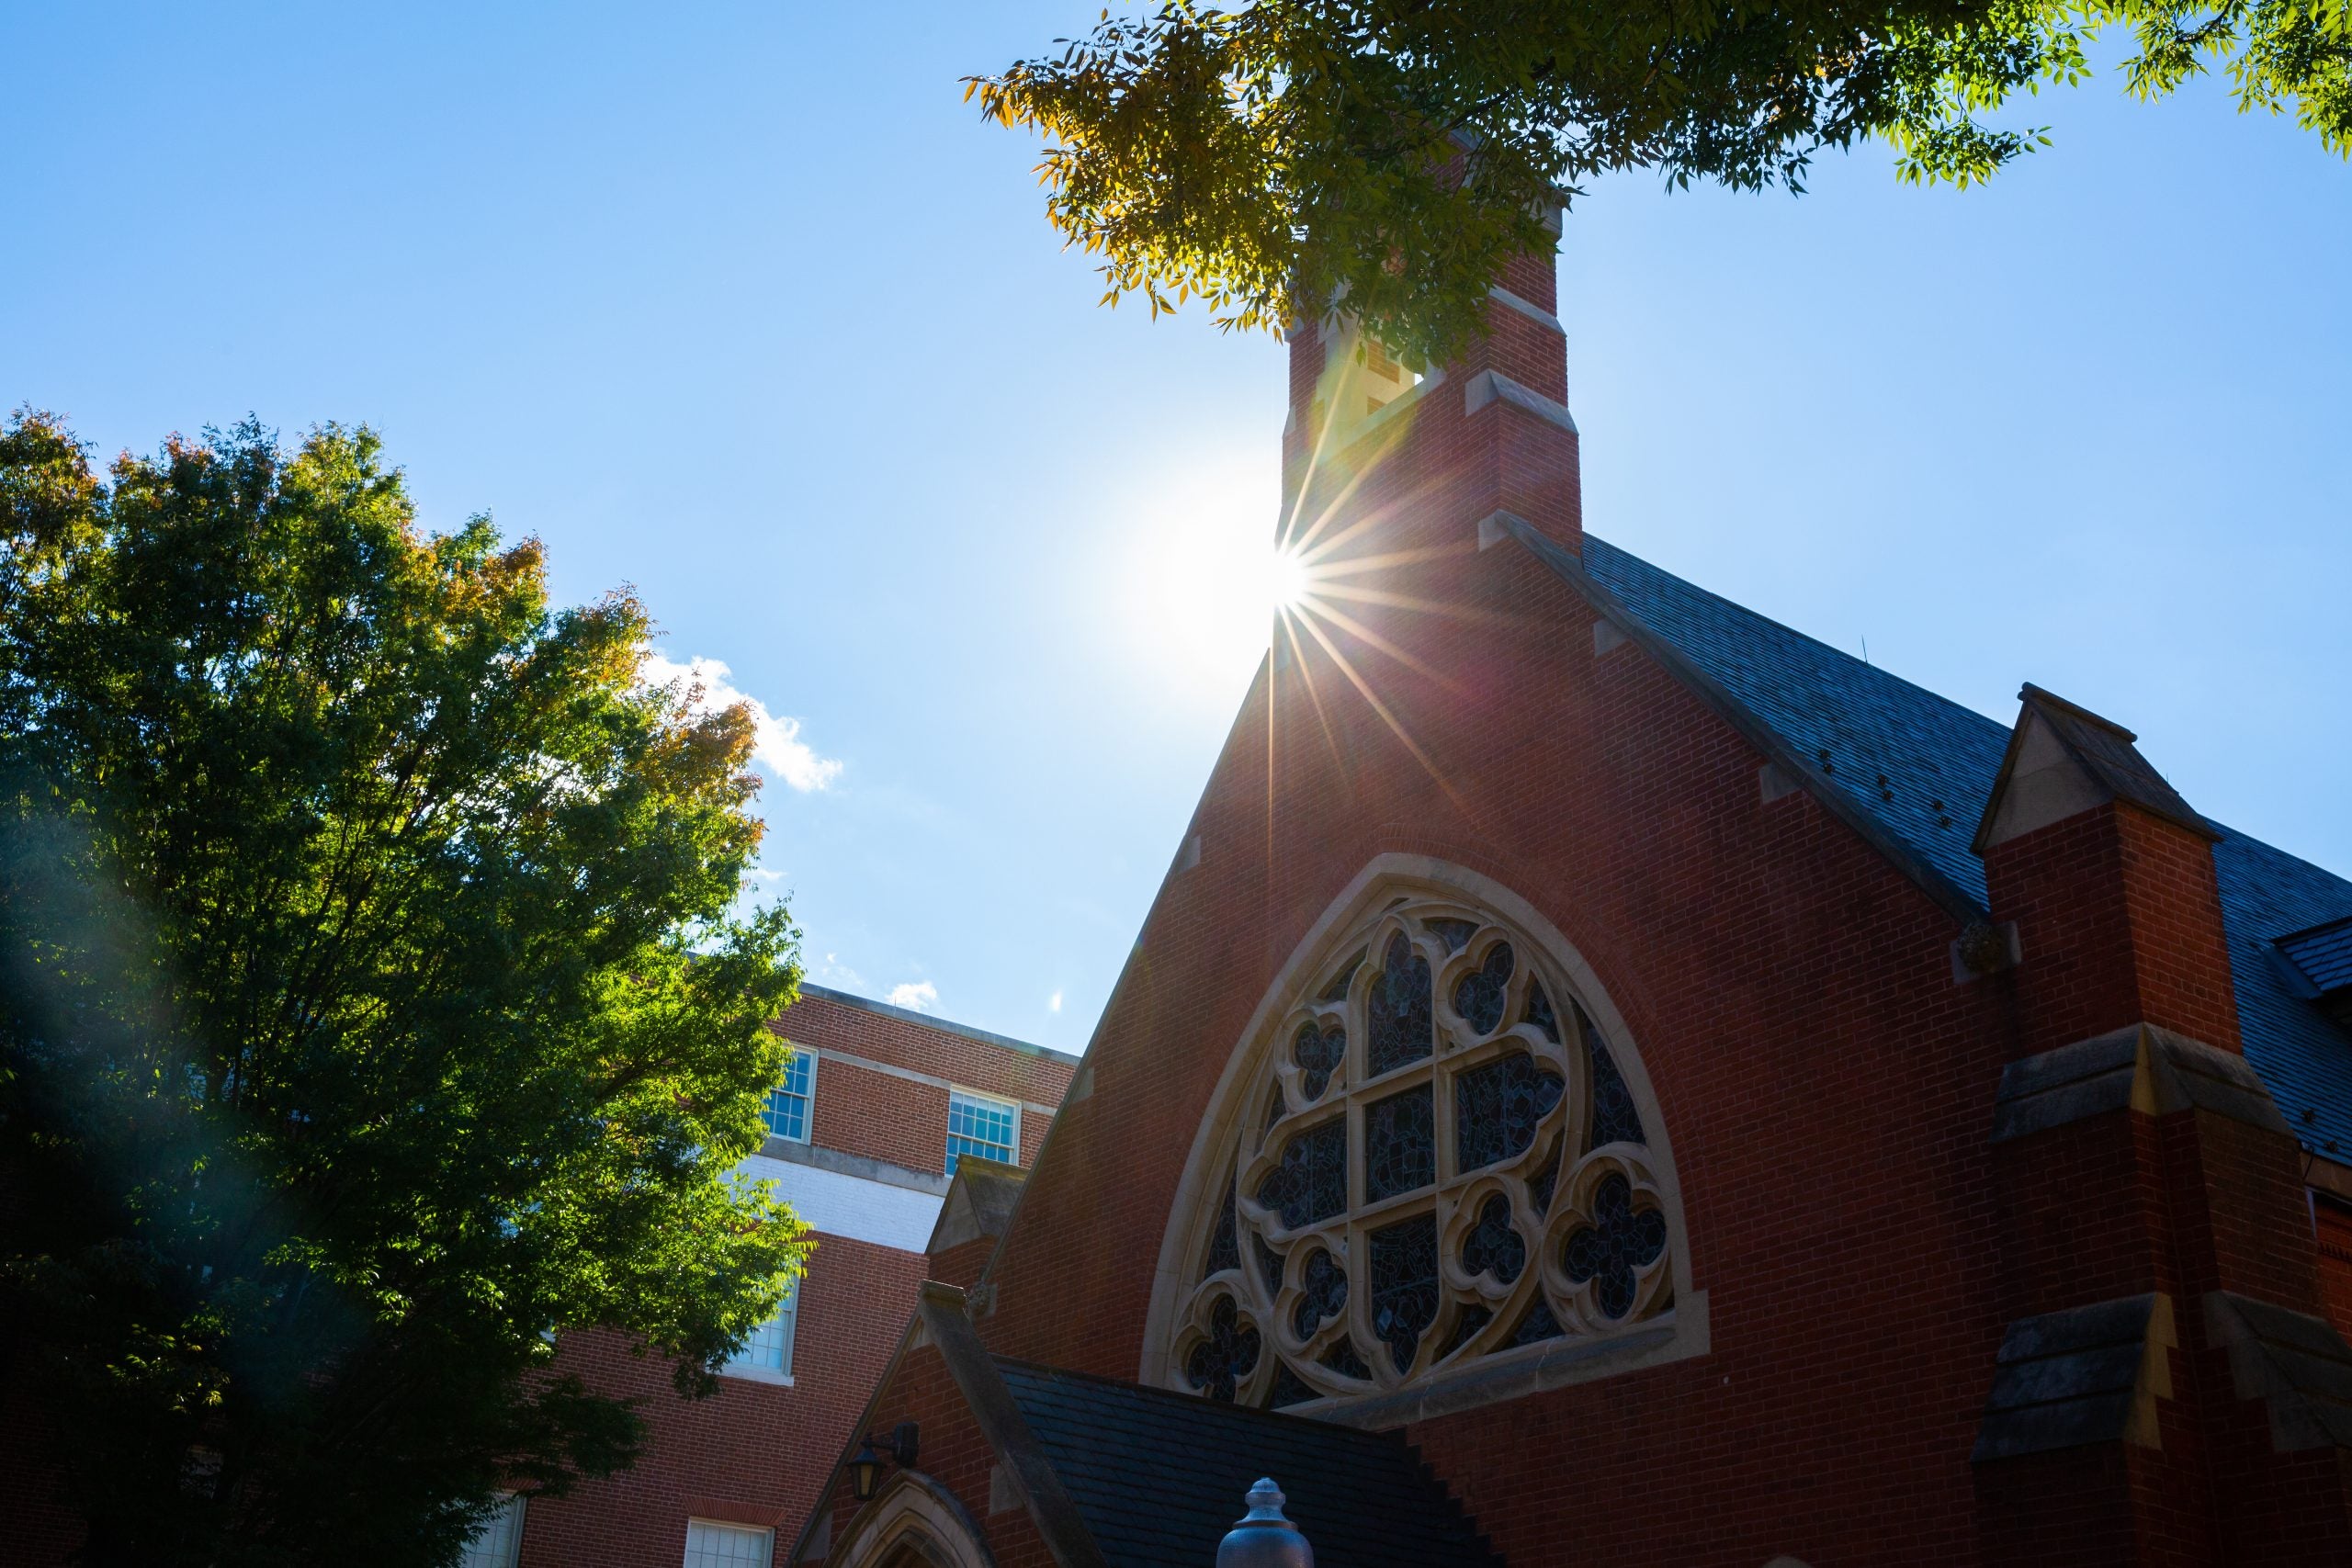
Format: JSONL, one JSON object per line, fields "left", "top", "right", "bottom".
{"left": 839, "top": 1284, "right": 1503, "bottom": 1568}
{"left": 996, "top": 1359, "right": 1503, "bottom": 1568}
{"left": 1523, "top": 530, "right": 2352, "bottom": 1161}
{"left": 1973, "top": 684, "right": 2215, "bottom": 852}
{"left": 926, "top": 1156, "right": 1027, "bottom": 1254}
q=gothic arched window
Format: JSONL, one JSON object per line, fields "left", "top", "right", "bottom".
{"left": 1159, "top": 884, "right": 1688, "bottom": 1414}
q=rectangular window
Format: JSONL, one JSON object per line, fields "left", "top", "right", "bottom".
{"left": 684, "top": 1519, "right": 774, "bottom": 1568}
{"left": 458, "top": 1495, "right": 526, "bottom": 1568}
{"left": 762, "top": 1050, "right": 816, "bottom": 1143}
{"left": 945, "top": 1089, "right": 1019, "bottom": 1174}
{"left": 725, "top": 1277, "right": 798, "bottom": 1382}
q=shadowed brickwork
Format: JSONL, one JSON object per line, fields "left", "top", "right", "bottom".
{"left": 796, "top": 231, "right": 2352, "bottom": 1568}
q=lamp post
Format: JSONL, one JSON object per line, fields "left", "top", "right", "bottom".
{"left": 1216, "top": 1478, "right": 1312, "bottom": 1568}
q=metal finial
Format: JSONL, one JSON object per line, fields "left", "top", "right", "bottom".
{"left": 1217, "top": 1477, "right": 1313, "bottom": 1568}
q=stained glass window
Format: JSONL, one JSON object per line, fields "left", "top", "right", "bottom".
{"left": 1439, "top": 1303, "right": 1493, "bottom": 1359}
{"left": 1183, "top": 1294, "right": 1261, "bottom": 1403}
{"left": 1205, "top": 1185, "right": 1240, "bottom": 1277}
{"left": 1564, "top": 1173, "right": 1667, "bottom": 1320}
{"left": 1582, "top": 1009, "right": 1646, "bottom": 1148}
{"left": 1319, "top": 949, "right": 1366, "bottom": 1002}
{"left": 1366, "top": 931, "right": 1433, "bottom": 1075}
{"left": 1292, "top": 1247, "right": 1349, "bottom": 1339}
{"left": 1527, "top": 1141, "right": 1562, "bottom": 1218}
{"left": 1424, "top": 918, "right": 1478, "bottom": 953}
{"left": 1452, "top": 942, "right": 1514, "bottom": 1036}
{"left": 1523, "top": 980, "right": 1561, "bottom": 1043}
{"left": 1454, "top": 1051, "right": 1564, "bottom": 1172}
{"left": 1257, "top": 1118, "right": 1346, "bottom": 1229}
{"left": 1252, "top": 1232, "right": 1287, "bottom": 1296}
{"left": 1267, "top": 1362, "right": 1319, "bottom": 1408}
{"left": 1363, "top": 1084, "right": 1435, "bottom": 1201}
{"left": 1293, "top": 1021, "right": 1345, "bottom": 1100}
{"left": 1459, "top": 1194, "right": 1525, "bottom": 1284}
{"left": 1369, "top": 1213, "right": 1440, "bottom": 1373}
{"left": 1169, "top": 892, "right": 1675, "bottom": 1411}
{"left": 1511, "top": 1298, "right": 1565, "bottom": 1345}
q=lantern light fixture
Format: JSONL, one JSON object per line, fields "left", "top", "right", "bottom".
{"left": 847, "top": 1422, "right": 920, "bottom": 1503}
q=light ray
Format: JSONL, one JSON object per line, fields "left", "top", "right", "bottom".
{"left": 1269, "top": 546, "right": 1312, "bottom": 613}
{"left": 1308, "top": 580, "right": 1530, "bottom": 629}
{"left": 1295, "top": 594, "right": 1466, "bottom": 694}
{"left": 1288, "top": 606, "right": 1471, "bottom": 816}
{"left": 1306, "top": 544, "right": 1472, "bottom": 580}
{"left": 1278, "top": 611, "right": 1352, "bottom": 785}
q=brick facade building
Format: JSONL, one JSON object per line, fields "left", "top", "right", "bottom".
{"left": 783, "top": 226, "right": 2352, "bottom": 1568}
{"left": 492, "top": 987, "right": 1074, "bottom": 1568}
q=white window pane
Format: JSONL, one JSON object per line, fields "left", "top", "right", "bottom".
{"left": 684, "top": 1519, "right": 775, "bottom": 1568}
{"left": 726, "top": 1277, "right": 797, "bottom": 1377}
{"left": 762, "top": 1052, "right": 815, "bottom": 1142}
{"left": 945, "top": 1090, "right": 1018, "bottom": 1174}
{"left": 458, "top": 1495, "right": 526, "bottom": 1568}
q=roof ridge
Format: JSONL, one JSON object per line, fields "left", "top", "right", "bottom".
{"left": 793, "top": 982, "right": 1080, "bottom": 1063}
{"left": 1577, "top": 527, "right": 2352, "bottom": 1169}
{"left": 1583, "top": 533, "right": 2014, "bottom": 739}
{"left": 1507, "top": 516, "right": 1994, "bottom": 931}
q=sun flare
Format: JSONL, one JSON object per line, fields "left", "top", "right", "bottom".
{"left": 1268, "top": 546, "right": 1312, "bottom": 614}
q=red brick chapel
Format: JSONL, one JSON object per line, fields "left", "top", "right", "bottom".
{"left": 785, "top": 215, "right": 2352, "bottom": 1568}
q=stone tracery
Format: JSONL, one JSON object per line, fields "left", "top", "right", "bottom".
{"left": 1165, "top": 891, "right": 1677, "bottom": 1411}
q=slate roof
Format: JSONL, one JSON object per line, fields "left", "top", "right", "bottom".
{"left": 1577, "top": 534, "right": 2352, "bottom": 1161}
{"left": 995, "top": 1359, "right": 1503, "bottom": 1568}
{"left": 2280, "top": 917, "right": 2352, "bottom": 998}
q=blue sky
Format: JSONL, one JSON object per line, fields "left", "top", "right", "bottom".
{"left": 6, "top": 4, "right": 2346, "bottom": 1054}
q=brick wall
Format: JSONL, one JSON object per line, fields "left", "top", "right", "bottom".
{"left": 786, "top": 991, "right": 1067, "bottom": 1179}
{"left": 871, "top": 276, "right": 2024, "bottom": 1562}
{"left": 2318, "top": 1198, "right": 2352, "bottom": 1342}
{"left": 520, "top": 992, "right": 1073, "bottom": 1567}
{"left": 520, "top": 1232, "right": 927, "bottom": 1568}
{"left": 808, "top": 260, "right": 2348, "bottom": 1567}
{"left": 1984, "top": 801, "right": 2243, "bottom": 1056}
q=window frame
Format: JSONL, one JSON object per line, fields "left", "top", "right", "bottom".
{"left": 1136, "top": 863, "right": 1706, "bottom": 1426}
{"left": 720, "top": 1274, "right": 799, "bottom": 1387}
{"left": 457, "top": 1493, "right": 527, "bottom": 1568}
{"left": 944, "top": 1086, "right": 1021, "bottom": 1174}
{"left": 762, "top": 1048, "right": 818, "bottom": 1145}
{"left": 683, "top": 1517, "right": 775, "bottom": 1568}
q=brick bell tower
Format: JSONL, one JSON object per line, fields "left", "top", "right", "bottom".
{"left": 1277, "top": 203, "right": 1581, "bottom": 566}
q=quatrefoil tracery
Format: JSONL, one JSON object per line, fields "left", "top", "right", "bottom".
{"left": 1171, "top": 894, "right": 1675, "bottom": 1411}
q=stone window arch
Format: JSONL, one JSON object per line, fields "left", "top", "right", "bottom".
{"left": 831, "top": 1472, "right": 996, "bottom": 1568}
{"left": 1142, "top": 859, "right": 1705, "bottom": 1422}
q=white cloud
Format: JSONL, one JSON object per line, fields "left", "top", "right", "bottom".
{"left": 886, "top": 980, "right": 938, "bottom": 1012}
{"left": 1047, "top": 990, "right": 1064, "bottom": 1013}
{"left": 811, "top": 952, "right": 867, "bottom": 992}
{"left": 640, "top": 650, "right": 842, "bottom": 792}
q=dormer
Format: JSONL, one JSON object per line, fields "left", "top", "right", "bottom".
{"left": 2277, "top": 916, "right": 2352, "bottom": 1029}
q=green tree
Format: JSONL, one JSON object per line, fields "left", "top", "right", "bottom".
{"left": 0, "top": 412, "right": 808, "bottom": 1566}
{"left": 972, "top": 0, "right": 2350, "bottom": 364}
